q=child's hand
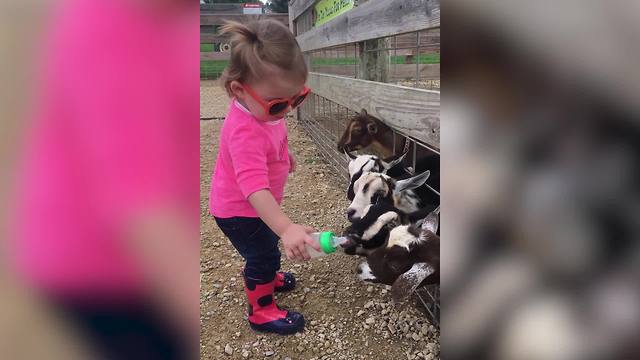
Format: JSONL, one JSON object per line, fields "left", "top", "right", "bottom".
{"left": 288, "top": 151, "right": 296, "bottom": 173}
{"left": 281, "top": 223, "right": 319, "bottom": 261}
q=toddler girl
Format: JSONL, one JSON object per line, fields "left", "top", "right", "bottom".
{"left": 210, "top": 19, "right": 320, "bottom": 335}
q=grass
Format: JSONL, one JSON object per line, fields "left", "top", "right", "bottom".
{"left": 200, "top": 53, "right": 440, "bottom": 79}
{"left": 391, "top": 53, "right": 440, "bottom": 64}
{"left": 311, "top": 53, "right": 440, "bottom": 66}
{"left": 201, "top": 60, "right": 228, "bottom": 79}
{"left": 201, "top": 43, "right": 214, "bottom": 52}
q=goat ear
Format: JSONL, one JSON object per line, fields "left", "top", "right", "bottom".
{"left": 395, "top": 170, "right": 430, "bottom": 193}
{"left": 421, "top": 210, "right": 439, "bottom": 234}
{"left": 366, "top": 122, "right": 378, "bottom": 134}
{"left": 360, "top": 108, "right": 368, "bottom": 116}
{"left": 344, "top": 150, "right": 357, "bottom": 160}
{"left": 381, "top": 152, "right": 408, "bottom": 172}
{"left": 391, "top": 262, "right": 435, "bottom": 304}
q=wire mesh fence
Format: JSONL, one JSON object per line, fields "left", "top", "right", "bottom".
{"left": 299, "top": 91, "right": 440, "bottom": 326}
{"left": 306, "top": 29, "right": 440, "bottom": 90}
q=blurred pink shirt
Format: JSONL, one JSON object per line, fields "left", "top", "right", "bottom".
{"left": 210, "top": 100, "right": 290, "bottom": 218}
{"left": 10, "top": 0, "right": 198, "bottom": 299}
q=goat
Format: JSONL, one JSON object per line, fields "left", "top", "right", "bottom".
{"left": 356, "top": 209, "right": 440, "bottom": 304}
{"left": 345, "top": 150, "right": 440, "bottom": 205}
{"left": 341, "top": 202, "right": 435, "bottom": 256}
{"left": 346, "top": 170, "right": 432, "bottom": 222}
{"left": 344, "top": 151, "right": 408, "bottom": 201}
{"left": 337, "top": 109, "right": 435, "bottom": 166}
{"left": 337, "top": 109, "right": 396, "bottom": 158}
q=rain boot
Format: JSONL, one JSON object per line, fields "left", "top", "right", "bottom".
{"left": 244, "top": 274, "right": 305, "bottom": 335}
{"left": 274, "top": 272, "right": 296, "bottom": 292}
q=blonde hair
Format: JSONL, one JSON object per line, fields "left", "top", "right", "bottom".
{"left": 219, "top": 20, "right": 308, "bottom": 97}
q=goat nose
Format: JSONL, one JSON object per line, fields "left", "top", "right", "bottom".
{"left": 347, "top": 209, "right": 356, "bottom": 221}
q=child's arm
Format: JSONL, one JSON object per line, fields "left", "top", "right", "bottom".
{"left": 248, "top": 189, "right": 320, "bottom": 261}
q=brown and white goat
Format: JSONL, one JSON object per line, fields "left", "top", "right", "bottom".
{"left": 337, "top": 109, "right": 397, "bottom": 158}
{"left": 356, "top": 210, "right": 440, "bottom": 304}
{"left": 337, "top": 109, "right": 434, "bottom": 166}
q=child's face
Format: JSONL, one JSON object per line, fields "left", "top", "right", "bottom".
{"left": 231, "top": 76, "right": 307, "bottom": 122}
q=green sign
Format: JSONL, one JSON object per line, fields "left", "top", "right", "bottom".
{"left": 315, "top": 0, "right": 354, "bottom": 26}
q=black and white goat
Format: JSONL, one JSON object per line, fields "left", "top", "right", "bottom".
{"left": 356, "top": 209, "right": 440, "bottom": 303}
{"left": 341, "top": 201, "right": 436, "bottom": 256}
{"left": 346, "top": 170, "right": 432, "bottom": 221}
{"left": 344, "top": 151, "right": 408, "bottom": 201}
{"left": 344, "top": 151, "right": 439, "bottom": 221}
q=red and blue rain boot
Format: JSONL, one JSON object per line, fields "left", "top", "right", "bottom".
{"left": 241, "top": 269, "right": 296, "bottom": 292}
{"left": 244, "top": 274, "right": 305, "bottom": 335}
{"left": 274, "top": 272, "right": 296, "bottom": 292}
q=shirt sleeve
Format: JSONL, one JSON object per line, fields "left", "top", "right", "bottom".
{"left": 228, "top": 124, "right": 271, "bottom": 199}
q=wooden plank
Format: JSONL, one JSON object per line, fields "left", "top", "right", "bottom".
{"left": 200, "top": 34, "right": 231, "bottom": 43}
{"left": 391, "top": 63, "right": 440, "bottom": 80}
{"left": 201, "top": 52, "right": 230, "bottom": 61}
{"left": 307, "top": 72, "right": 439, "bottom": 148}
{"left": 289, "top": 0, "right": 316, "bottom": 22}
{"left": 200, "top": 3, "right": 243, "bottom": 15}
{"left": 312, "top": 64, "right": 439, "bottom": 80}
{"left": 297, "top": 0, "right": 440, "bottom": 52}
{"left": 200, "top": 14, "right": 289, "bottom": 26}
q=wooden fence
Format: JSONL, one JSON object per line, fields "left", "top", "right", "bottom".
{"left": 290, "top": 0, "right": 441, "bottom": 325}
{"left": 290, "top": 0, "right": 440, "bottom": 150}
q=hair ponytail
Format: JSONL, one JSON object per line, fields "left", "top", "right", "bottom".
{"left": 220, "top": 21, "right": 259, "bottom": 45}
{"left": 218, "top": 20, "right": 308, "bottom": 97}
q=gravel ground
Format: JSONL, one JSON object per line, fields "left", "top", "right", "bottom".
{"left": 200, "top": 81, "right": 440, "bottom": 360}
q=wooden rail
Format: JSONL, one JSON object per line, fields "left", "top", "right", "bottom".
{"left": 200, "top": 14, "right": 289, "bottom": 26}
{"left": 200, "top": 34, "right": 231, "bottom": 43}
{"left": 307, "top": 72, "right": 440, "bottom": 149}
{"left": 288, "top": 0, "right": 317, "bottom": 25}
{"left": 296, "top": 0, "right": 440, "bottom": 52}
{"left": 313, "top": 64, "right": 440, "bottom": 80}
{"left": 201, "top": 52, "right": 230, "bottom": 61}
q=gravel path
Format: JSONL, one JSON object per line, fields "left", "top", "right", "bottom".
{"left": 200, "top": 81, "right": 440, "bottom": 360}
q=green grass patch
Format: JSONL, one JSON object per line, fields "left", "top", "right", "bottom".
{"left": 312, "top": 57, "right": 357, "bottom": 66}
{"left": 200, "top": 43, "right": 214, "bottom": 52}
{"left": 201, "top": 59, "right": 228, "bottom": 79}
{"left": 312, "top": 53, "right": 440, "bottom": 66}
{"left": 391, "top": 53, "right": 440, "bottom": 64}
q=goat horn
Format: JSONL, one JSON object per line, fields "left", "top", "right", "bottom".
{"left": 344, "top": 150, "right": 357, "bottom": 160}
{"left": 391, "top": 263, "right": 435, "bottom": 304}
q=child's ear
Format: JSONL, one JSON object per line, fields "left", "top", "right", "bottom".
{"left": 230, "top": 81, "right": 245, "bottom": 98}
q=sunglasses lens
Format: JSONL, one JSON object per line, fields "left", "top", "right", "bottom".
{"left": 292, "top": 93, "right": 308, "bottom": 108}
{"left": 269, "top": 102, "right": 289, "bottom": 115}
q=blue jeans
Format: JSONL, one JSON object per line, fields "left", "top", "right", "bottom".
{"left": 214, "top": 216, "right": 281, "bottom": 282}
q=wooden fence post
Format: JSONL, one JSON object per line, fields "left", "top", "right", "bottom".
{"left": 357, "top": 38, "right": 389, "bottom": 82}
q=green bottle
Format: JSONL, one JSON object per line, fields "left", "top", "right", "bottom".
{"left": 306, "top": 232, "right": 349, "bottom": 258}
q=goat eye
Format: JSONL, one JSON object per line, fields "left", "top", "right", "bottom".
{"left": 372, "top": 191, "right": 386, "bottom": 204}
{"left": 362, "top": 183, "right": 369, "bottom": 193}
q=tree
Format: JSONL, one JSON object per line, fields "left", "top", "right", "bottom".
{"left": 266, "top": 0, "right": 289, "bottom": 13}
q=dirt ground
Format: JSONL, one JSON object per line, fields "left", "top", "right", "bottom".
{"left": 200, "top": 81, "right": 440, "bottom": 360}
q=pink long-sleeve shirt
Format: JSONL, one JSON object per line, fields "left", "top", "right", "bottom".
{"left": 10, "top": 0, "right": 198, "bottom": 299}
{"left": 210, "top": 100, "right": 290, "bottom": 218}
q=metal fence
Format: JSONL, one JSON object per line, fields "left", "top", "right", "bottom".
{"left": 307, "top": 29, "right": 440, "bottom": 90}
{"left": 291, "top": 0, "right": 441, "bottom": 327}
